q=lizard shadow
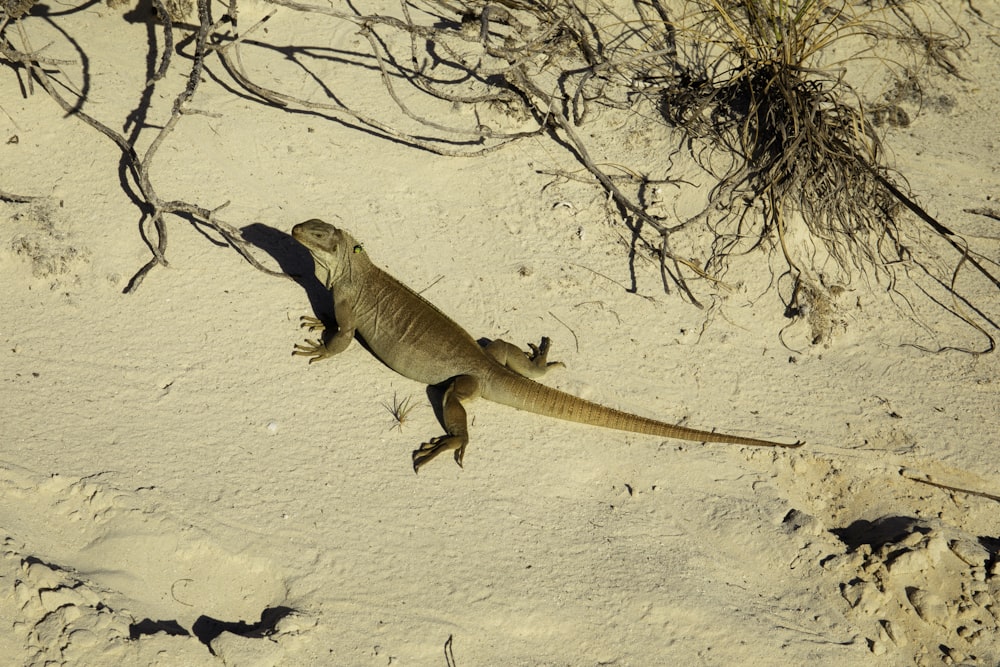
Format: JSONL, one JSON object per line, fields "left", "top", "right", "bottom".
{"left": 241, "top": 222, "right": 337, "bottom": 324}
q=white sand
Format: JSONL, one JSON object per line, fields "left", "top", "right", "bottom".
{"left": 2, "top": 2, "right": 998, "bottom": 665}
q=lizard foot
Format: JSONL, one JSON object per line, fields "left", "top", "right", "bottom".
{"left": 293, "top": 318, "right": 332, "bottom": 362}
{"left": 292, "top": 339, "right": 333, "bottom": 364}
{"left": 412, "top": 435, "right": 467, "bottom": 473}
{"left": 484, "top": 337, "right": 563, "bottom": 378}
{"left": 527, "top": 336, "right": 565, "bottom": 371}
{"left": 300, "top": 315, "right": 326, "bottom": 333}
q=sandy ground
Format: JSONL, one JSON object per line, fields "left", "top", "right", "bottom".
{"left": 2, "top": 1, "right": 999, "bottom": 665}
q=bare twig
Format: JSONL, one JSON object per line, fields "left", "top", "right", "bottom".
{"left": 147, "top": 0, "right": 174, "bottom": 85}
{"left": 9, "top": 0, "right": 286, "bottom": 292}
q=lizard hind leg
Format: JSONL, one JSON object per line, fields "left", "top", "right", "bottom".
{"left": 412, "top": 375, "right": 480, "bottom": 473}
{"left": 484, "top": 336, "right": 565, "bottom": 379}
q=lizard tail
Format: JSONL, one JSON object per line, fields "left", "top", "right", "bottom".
{"left": 482, "top": 369, "right": 801, "bottom": 448}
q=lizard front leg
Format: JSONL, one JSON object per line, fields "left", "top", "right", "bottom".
{"left": 292, "top": 297, "right": 356, "bottom": 364}
{"left": 485, "top": 336, "right": 565, "bottom": 379}
{"left": 412, "top": 374, "right": 480, "bottom": 472}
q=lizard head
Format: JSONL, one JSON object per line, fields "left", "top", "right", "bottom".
{"left": 292, "top": 219, "right": 364, "bottom": 285}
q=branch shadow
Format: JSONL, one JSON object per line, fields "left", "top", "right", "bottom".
{"left": 240, "top": 222, "right": 333, "bottom": 320}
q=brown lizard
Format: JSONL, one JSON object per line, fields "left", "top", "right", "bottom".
{"left": 291, "top": 219, "right": 802, "bottom": 471}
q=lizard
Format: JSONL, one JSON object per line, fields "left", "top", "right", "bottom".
{"left": 290, "top": 219, "right": 802, "bottom": 472}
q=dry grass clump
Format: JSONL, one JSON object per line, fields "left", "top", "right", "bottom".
{"left": 281, "top": 0, "right": 992, "bottom": 343}
{"left": 1, "top": 0, "right": 35, "bottom": 20}
{"left": 661, "top": 1, "right": 897, "bottom": 264}
{"left": 639, "top": 0, "right": 972, "bottom": 310}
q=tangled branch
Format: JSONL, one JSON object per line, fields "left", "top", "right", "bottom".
{"left": 2, "top": 0, "right": 285, "bottom": 292}
{"left": 2, "top": 0, "right": 995, "bottom": 350}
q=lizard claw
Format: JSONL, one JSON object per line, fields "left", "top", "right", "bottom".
{"left": 299, "top": 315, "right": 326, "bottom": 333}
{"left": 529, "top": 336, "right": 565, "bottom": 370}
{"left": 293, "top": 339, "right": 329, "bottom": 363}
{"left": 294, "top": 317, "right": 335, "bottom": 363}
{"left": 412, "top": 435, "right": 466, "bottom": 473}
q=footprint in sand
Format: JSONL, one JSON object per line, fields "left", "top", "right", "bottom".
{"left": 827, "top": 515, "right": 999, "bottom": 665}
{"left": 770, "top": 452, "right": 1000, "bottom": 666}
{"left": 0, "top": 463, "right": 313, "bottom": 665}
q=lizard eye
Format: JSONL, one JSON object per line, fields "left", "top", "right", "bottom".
{"left": 353, "top": 244, "right": 364, "bottom": 253}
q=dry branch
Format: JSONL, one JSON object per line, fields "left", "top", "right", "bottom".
{"left": 2, "top": 0, "right": 995, "bottom": 350}
{"left": 2, "top": 1, "right": 286, "bottom": 292}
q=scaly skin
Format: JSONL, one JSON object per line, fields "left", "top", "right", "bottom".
{"left": 291, "top": 219, "right": 802, "bottom": 472}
